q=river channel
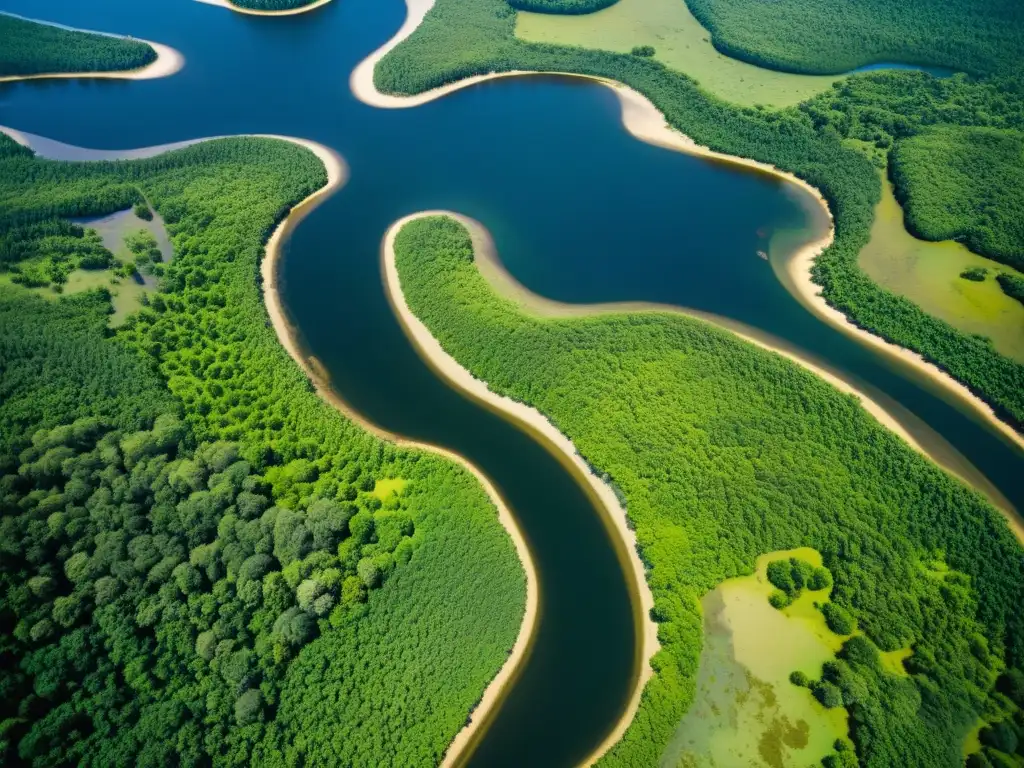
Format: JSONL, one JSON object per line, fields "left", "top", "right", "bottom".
{"left": 2, "top": 0, "right": 1022, "bottom": 765}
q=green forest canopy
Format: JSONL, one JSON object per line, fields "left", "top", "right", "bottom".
{"left": 0, "top": 14, "right": 156, "bottom": 77}
{"left": 0, "top": 134, "right": 524, "bottom": 765}
{"left": 228, "top": 0, "right": 325, "bottom": 10}
{"left": 393, "top": 214, "right": 1024, "bottom": 768}
{"left": 374, "top": 0, "right": 1024, "bottom": 433}
{"left": 683, "top": 0, "right": 1024, "bottom": 76}
{"left": 890, "top": 126, "right": 1024, "bottom": 272}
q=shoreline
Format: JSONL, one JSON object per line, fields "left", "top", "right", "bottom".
{"left": 780, "top": 247, "right": 1024, "bottom": 456}
{"left": 0, "top": 12, "right": 184, "bottom": 83}
{"left": 193, "top": 0, "right": 335, "bottom": 17}
{"left": 462, "top": 213, "right": 1022, "bottom": 527}
{"left": 0, "top": 126, "right": 541, "bottom": 767}
{"left": 382, "top": 211, "right": 662, "bottom": 766}
{"left": 257, "top": 152, "right": 540, "bottom": 768}
{"left": 350, "top": 0, "right": 1024, "bottom": 450}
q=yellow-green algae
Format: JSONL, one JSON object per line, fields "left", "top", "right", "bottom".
{"left": 661, "top": 548, "right": 848, "bottom": 767}
{"left": 858, "top": 174, "right": 1024, "bottom": 363}
{"left": 515, "top": 0, "right": 844, "bottom": 108}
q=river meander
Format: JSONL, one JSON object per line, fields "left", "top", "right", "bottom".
{"left": 2, "top": 0, "right": 1022, "bottom": 765}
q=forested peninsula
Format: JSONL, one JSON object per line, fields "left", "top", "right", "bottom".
{"left": 0, "top": 133, "right": 525, "bottom": 765}
{"left": 371, "top": 0, "right": 1024, "bottom": 435}
{"left": 393, "top": 213, "right": 1024, "bottom": 768}
{"left": 195, "top": 0, "right": 334, "bottom": 15}
{"left": 0, "top": 13, "right": 158, "bottom": 79}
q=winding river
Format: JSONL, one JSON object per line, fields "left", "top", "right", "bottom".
{"left": 2, "top": 0, "right": 1023, "bottom": 765}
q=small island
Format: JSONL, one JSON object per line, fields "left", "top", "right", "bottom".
{"left": 0, "top": 12, "right": 182, "bottom": 82}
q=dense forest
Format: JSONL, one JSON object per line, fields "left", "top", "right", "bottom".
{"left": 0, "top": 14, "right": 156, "bottom": 77}
{"left": 374, "top": 0, "right": 1024, "bottom": 433}
{"left": 505, "top": 0, "right": 617, "bottom": 16}
{"left": 683, "top": 0, "right": 1024, "bottom": 76}
{"left": 0, "top": 134, "right": 524, "bottom": 765}
{"left": 998, "top": 274, "right": 1024, "bottom": 306}
{"left": 229, "top": 0, "right": 324, "bottom": 10}
{"left": 393, "top": 214, "right": 1024, "bottom": 767}
{"left": 889, "top": 127, "right": 1024, "bottom": 271}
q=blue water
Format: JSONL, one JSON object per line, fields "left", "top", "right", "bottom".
{"left": 0, "top": 0, "right": 1019, "bottom": 765}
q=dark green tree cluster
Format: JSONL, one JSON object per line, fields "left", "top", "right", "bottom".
{"left": 889, "top": 127, "right": 1024, "bottom": 270}
{"left": 683, "top": 0, "right": 1024, "bottom": 76}
{"left": 766, "top": 556, "right": 832, "bottom": 608}
{"left": 505, "top": 0, "right": 618, "bottom": 16}
{"left": 393, "top": 214, "right": 1024, "bottom": 767}
{"left": 124, "top": 228, "right": 164, "bottom": 276}
{"left": 229, "top": 0, "right": 325, "bottom": 10}
{"left": 961, "top": 267, "right": 990, "bottom": 282}
{"left": 0, "top": 134, "right": 525, "bottom": 765}
{"left": 0, "top": 218, "right": 115, "bottom": 289}
{"left": 0, "top": 14, "right": 157, "bottom": 77}
{"left": 374, "top": 0, "right": 1024, "bottom": 431}
{"left": 997, "top": 273, "right": 1024, "bottom": 306}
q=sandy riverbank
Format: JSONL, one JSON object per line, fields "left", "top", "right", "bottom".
{"left": 384, "top": 210, "right": 662, "bottom": 767}
{"left": 0, "top": 12, "right": 183, "bottom": 83}
{"left": 0, "top": 125, "right": 542, "bottom": 765}
{"left": 352, "top": 0, "right": 1023, "bottom": 454}
{"left": 194, "top": 0, "right": 334, "bottom": 17}
{"left": 783, "top": 248, "right": 1024, "bottom": 457}
{"left": 387, "top": 207, "right": 1022, "bottom": 539}
{"left": 252, "top": 148, "right": 540, "bottom": 768}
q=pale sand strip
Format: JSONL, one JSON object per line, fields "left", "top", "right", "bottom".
{"left": 194, "top": 0, "right": 334, "bottom": 17}
{"left": 384, "top": 211, "right": 662, "bottom": 767}
{"left": 350, "top": 0, "right": 1024, "bottom": 454}
{"left": 779, "top": 248, "right": 1024, "bottom": 455}
{"left": 0, "top": 126, "right": 539, "bottom": 767}
{"left": 0, "top": 12, "right": 183, "bottom": 83}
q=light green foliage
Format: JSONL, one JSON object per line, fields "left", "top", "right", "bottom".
{"left": 890, "top": 127, "right": 1024, "bottom": 271}
{"left": 376, "top": 0, "right": 1024, "bottom": 430}
{"left": 0, "top": 13, "right": 156, "bottom": 77}
{"left": 393, "top": 215, "right": 1024, "bottom": 767}
{"left": 0, "top": 136, "right": 524, "bottom": 765}
{"left": 683, "top": 0, "right": 1023, "bottom": 75}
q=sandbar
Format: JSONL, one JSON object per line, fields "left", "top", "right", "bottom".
{"left": 194, "top": 0, "right": 334, "bottom": 17}
{"left": 0, "top": 12, "right": 183, "bottom": 83}
{"left": 384, "top": 210, "right": 662, "bottom": 767}
{"left": 259, "top": 165, "right": 539, "bottom": 768}
{"left": 0, "top": 125, "right": 540, "bottom": 766}
{"left": 351, "top": 0, "right": 1024, "bottom": 453}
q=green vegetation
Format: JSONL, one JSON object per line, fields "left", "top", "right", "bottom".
{"left": 683, "top": 0, "right": 1023, "bottom": 76}
{"left": 515, "top": 0, "right": 845, "bottom": 108}
{"left": 230, "top": 0, "right": 325, "bottom": 10}
{"left": 630, "top": 45, "right": 654, "bottom": 58}
{"left": 962, "top": 267, "right": 990, "bottom": 282}
{"left": 998, "top": 274, "right": 1024, "bottom": 306}
{"left": 0, "top": 135, "right": 524, "bottom": 764}
{"left": 890, "top": 127, "right": 1024, "bottom": 271}
{"left": 766, "top": 555, "right": 832, "bottom": 609}
{"left": 855, "top": 174, "right": 1024, "bottom": 364}
{"left": 133, "top": 201, "right": 153, "bottom": 221}
{"left": 507, "top": 0, "right": 616, "bottom": 15}
{"left": 0, "top": 13, "right": 156, "bottom": 77}
{"left": 666, "top": 550, "right": 847, "bottom": 766}
{"left": 377, "top": 0, "right": 1024, "bottom": 430}
{"left": 393, "top": 214, "right": 1024, "bottom": 767}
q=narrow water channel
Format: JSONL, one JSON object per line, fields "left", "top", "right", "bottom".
{"left": 2, "top": 0, "right": 1021, "bottom": 765}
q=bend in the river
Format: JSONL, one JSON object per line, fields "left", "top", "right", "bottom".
{"left": 2, "top": 0, "right": 1022, "bottom": 763}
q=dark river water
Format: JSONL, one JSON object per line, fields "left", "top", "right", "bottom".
{"left": 2, "top": 0, "right": 1022, "bottom": 765}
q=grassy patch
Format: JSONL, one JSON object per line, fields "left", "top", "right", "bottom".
{"left": 516, "top": 0, "right": 843, "bottom": 107}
